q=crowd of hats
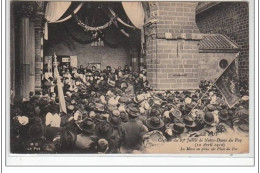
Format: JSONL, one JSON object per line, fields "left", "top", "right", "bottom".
{"left": 10, "top": 65, "right": 249, "bottom": 153}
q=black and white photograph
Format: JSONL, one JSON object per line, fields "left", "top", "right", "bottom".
{"left": 7, "top": 0, "right": 252, "bottom": 157}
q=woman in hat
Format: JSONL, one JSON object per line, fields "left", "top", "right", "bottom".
{"left": 107, "top": 75, "right": 116, "bottom": 88}
{"left": 124, "top": 81, "right": 135, "bottom": 96}
{"left": 107, "top": 94, "right": 120, "bottom": 110}
{"left": 120, "top": 82, "right": 128, "bottom": 92}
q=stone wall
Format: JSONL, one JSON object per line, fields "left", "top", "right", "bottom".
{"left": 145, "top": 2, "right": 201, "bottom": 90}
{"left": 144, "top": 2, "right": 239, "bottom": 90}
{"left": 196, "top": 2, "right": 249, "bottom": 81}
{"left": 156, "top": 2, "right": 200, "bottom": 34}
{"left": 45, "top": 41, "right": 130, "bottom": 70}
{"left": 146, "top": 34, "right": 237, "bottom": 90}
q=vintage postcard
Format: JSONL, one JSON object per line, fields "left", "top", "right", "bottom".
{"left": 7, "top": 0, "right": 252, "bottom": 163}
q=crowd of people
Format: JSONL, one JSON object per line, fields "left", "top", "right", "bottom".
{"left": 10, "top": 64, "right": 249, "bottom": 154}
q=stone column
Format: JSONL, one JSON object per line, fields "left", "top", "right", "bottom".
{"left": 29, "top": 20, "right": 35, "bottom": 93}
{"left": 144, "top": 22, "right": 158, "bottom": 89}
{"left": 143, "top": 2, "right": 158, "bottom": 89}
{"left": 10, "top": 3, "right": 16, "bottom": 96}
{"left": 16, "top": 2, "right": 34, "bottom": 99}
{"left": 34, "top": 12, "right": 44, "bottom": 92}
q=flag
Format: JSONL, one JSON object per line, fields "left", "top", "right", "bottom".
{"left": 53, "top": 53, "right": 67, "bottom": 113}
{"left": 215, "top": 54, "right": 241, "bottom": 108}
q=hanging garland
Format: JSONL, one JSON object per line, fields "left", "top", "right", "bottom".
{"left": 73, "top": 14, "right": 116, "bottom": 32}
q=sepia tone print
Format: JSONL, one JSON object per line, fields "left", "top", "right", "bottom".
{"left": 9, "top": 1, "right": 249, "bottom": 154}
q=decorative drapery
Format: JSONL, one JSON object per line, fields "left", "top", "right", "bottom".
{"left": 108, "top": 7, "right": 136, "bottom": 29}
{"left": 122, "top": 2, "right": 146, "bottom": 63}
{"left": 44, "top": 1, "right": 146, "bottom": 46}
{"left": 121, "top": 2, "right": 145, "bottom": 29}
{"left": 44, "top": 2, "right": 83, "bottom": 40}
{"left": 45, "top": 2, "right": 71, "bottom": 22}
{"left": 44, "top": 2, "right": 71, "bottom": 40}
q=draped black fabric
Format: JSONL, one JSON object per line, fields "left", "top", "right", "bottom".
{"left": 102, "top": 24, "right": 128, "bottom": 47}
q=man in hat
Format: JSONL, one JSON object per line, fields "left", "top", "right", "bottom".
{"left": 73, "top": 118, "right": 96, "bottom": 153}
{"left": 146, "top": 116, "right": 165, "bottom": 131}
{"left": 94, "top": 138, "right": 117, "bottom": 154}
{"left": 133, "top": 74, "right": 144, "bottom": 94}
{"left": 164, "top": 122, "right": 186, "bottom": 141}
{"left": 117, "top": 110, "right": 148, "bottom": 153}
{"left": 93, "top": 121, "right": 119, "bottom": 153}
{"left": 59, "top": 130, "right": 77, "bottom": 153}
{"left": 105, "top": 66, "right": 112, "bottom": 75}
{"left": 183, "top": 116, "right": 197, "bottom": 131}
{"left": 60, "top": 105, "right": 76, "bottom": 129}
{"left": 23, "top": 117, "right": 47, "bottom": 153}
{"left": 123, "top": 65, "right": 130, "bottom": 74}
